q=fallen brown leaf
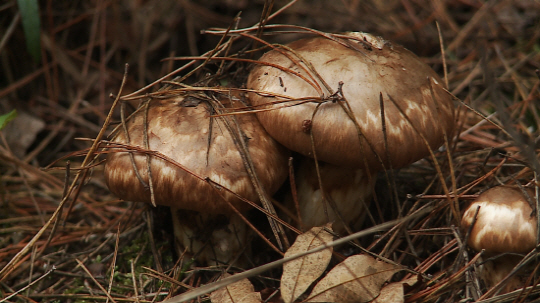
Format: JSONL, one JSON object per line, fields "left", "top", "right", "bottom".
{"left": 280, "top": 224, "right": 333, "bottom": 303}
{"left": 372, "top": 282, "right": 404, "bottom": 303}
{"left": 306, "top": 254, "right": 401, "bottom": 303}
{"left": 210, "top": 273, "right": 262, "bottom": 303}
{"left": 372, "top": 276, "right": 418, "bottom": 303}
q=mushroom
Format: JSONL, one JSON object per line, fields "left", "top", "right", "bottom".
{"left": 247, "top": 32, "right": 455, "bottom": 233}
{"left": 461, "top": 185, "right": 537, "bottom": 293}
{"left": 104, "top": 91, "right": 289, "bottom": 265}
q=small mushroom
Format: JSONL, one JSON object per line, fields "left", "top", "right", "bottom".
{"left": 461, "top": 185, "right": 537, "bottom": 293}
{"left": 247, "top": 32, "right": 455, "bottom": 232}
{"left": 104, "top": 92, "right": 289, "bottom": 265}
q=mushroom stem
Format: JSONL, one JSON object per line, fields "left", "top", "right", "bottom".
{"left": 171, "top": 208, "right": 251, "bottom": 267}
{"left": 478, "top": 254, "right": 525, "bottom": 294}
{"left": 288, "top": 157, "right": 375, "bottom": 235}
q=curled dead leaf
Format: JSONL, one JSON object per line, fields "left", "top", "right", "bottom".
{"left": 281, "top": 223, "right": 333, "bottom": 303}
{"left": 306, "top": 254, "right": 401, "bottom": 303}
{"left": 210, "top": 273, "right": 262, "bottom": 303}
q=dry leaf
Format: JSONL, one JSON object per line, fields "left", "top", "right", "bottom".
{"left": 2, "top": 110, "right": 45, "bottom": 158}
{"left": 372, "top": 276, "right": 417, "bottom": 303}
{"left": 372, "top": 282, "right": 404, "bottom": 303}
{"left": 210, "top": 273, "right": 262, "bottom": 303}
{"left": 281, "top": 224, "right": 333, "bottom": 303}
{"left": 306, "top": 254, "right": 401, "bottom": 303}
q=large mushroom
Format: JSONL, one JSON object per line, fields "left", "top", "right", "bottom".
{"left": 461, "top": 185, "right": 537, "bottom": 293}
{"left": 247, "top": 32, "right": 455, "bottom": 233}
{"left": 104, "top": 91, "right": 289, "bottom": 265}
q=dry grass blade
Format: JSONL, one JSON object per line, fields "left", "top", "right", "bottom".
{"left": 208, "top": 95, "right": 290, "bottom": 250}
{"left": 76, "top": 259, "right": 118, "bottom": 303}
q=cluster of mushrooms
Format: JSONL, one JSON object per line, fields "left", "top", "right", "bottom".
{"left": 103, "top": 32, "right": 538, "bottom": 293}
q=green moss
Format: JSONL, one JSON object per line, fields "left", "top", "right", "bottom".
{"left": 63, "top": 279, "right": 86, "bottom": 294}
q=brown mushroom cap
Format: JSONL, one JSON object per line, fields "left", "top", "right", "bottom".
{"left": 104, "top": 93, "right": 289, "bottom": 214}
{"left": 247, "top": 32, "right": 455, "bottom": 171}
{"left": 461, "top": 186, "right": 537, "bottom": 254}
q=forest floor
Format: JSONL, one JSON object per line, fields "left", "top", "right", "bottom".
{"left": 1, "top": 0, "right": 540, "bottom": 302}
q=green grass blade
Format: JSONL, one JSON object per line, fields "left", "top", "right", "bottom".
{"left": 17, "top": 0, "right": 41, "bottom": 63}
{"left": 0, "top": 110, "right": 18, "bottom": 130}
